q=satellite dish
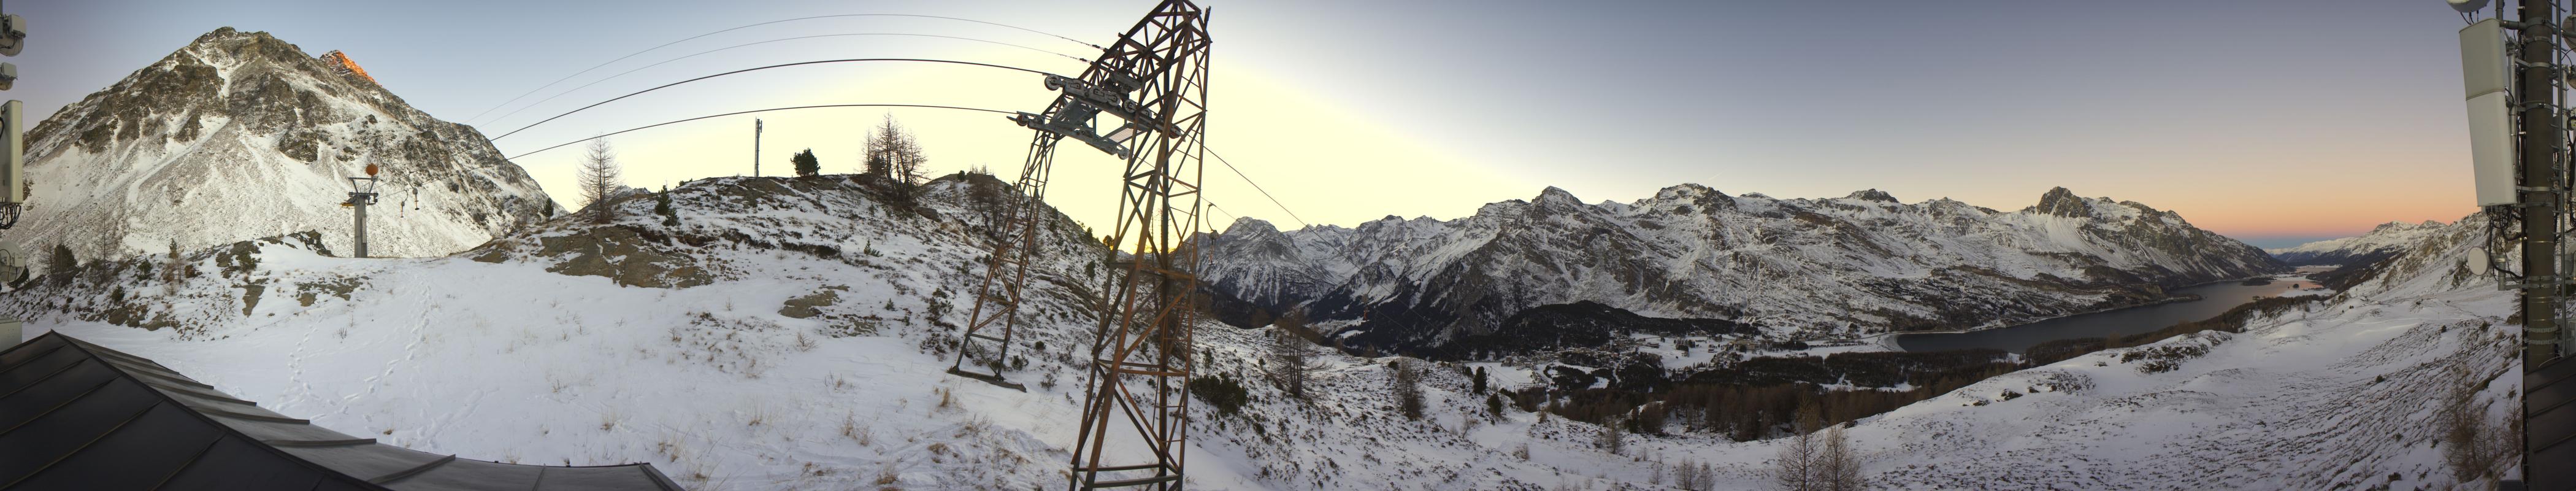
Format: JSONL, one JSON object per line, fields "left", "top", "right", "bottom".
{"left": 2451, "top": 0, "right": 2489, "bottom": 14}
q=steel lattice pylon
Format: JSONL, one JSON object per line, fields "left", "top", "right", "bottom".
{"left": 946, "top": 1, "right": 1209, "bottom": 489}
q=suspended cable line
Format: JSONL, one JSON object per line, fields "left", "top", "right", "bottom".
{"left": 481, "top": 33, "right": 1089, "bottom": 128}
{"left": 463, "top": 13, "right": 1098, "bottom": 125}
{"left": 489, "top": 58, "right": 1059, "bottom": 142}
{"left": 1203, "top": 147, "right": 1311, "bottom": 229}
{"left": 504, "top": 103, "right": 1013, "bottom": 161}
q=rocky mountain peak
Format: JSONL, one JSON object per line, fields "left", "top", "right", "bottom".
{"left": 1535, "top": 186, "right": 1582, "bottom": 207}
{"left": 1846, "top": 188, "right": 1899, "bottom": 203}
{"left": 1224, "top": 217, "right": 1282, "bottom": 236}
{"left": 17, "top": 27, "right": 553, "bottom": 265}
{"left": 2030, "top": 187, "right": 2093, "bottom": 218}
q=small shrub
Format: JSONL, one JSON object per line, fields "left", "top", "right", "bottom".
{"left": 1189, "top": 375, "right": 1251, "bottom": 416}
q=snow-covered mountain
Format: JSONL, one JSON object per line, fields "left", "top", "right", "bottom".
{"left": 1843, "top": 211, "right": 2524, "bottom": 489}
{"left": 17, "top": 28, "right": 552, "bottom": 268}
{"left": 2266, "top": 220, "right": 2450, "bottom": 266}
{"left": 1194, "top": 185, "right": 2284, "bottom": 350}
{"left": 0, "top": 171, "right": 2523, "bottom": 489}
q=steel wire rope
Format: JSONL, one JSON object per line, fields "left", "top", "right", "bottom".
{"left": 481, "top": 32, "right": 1089, "bottom": 129}
{"left": 464, "top": 13, "right": 1098, "bottom": 124}
{"left": 488, "top": 58, "right": 1061, "bottom": 142}
{"left": 504, "top": 104, "right": 1014, "bottom": 161}
{"left": 1202, "top": 147, "right": 1311, "bottom": 230}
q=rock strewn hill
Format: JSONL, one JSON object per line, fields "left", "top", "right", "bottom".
{"left": 18, "top": 28, "right": 553, "bottom": 268}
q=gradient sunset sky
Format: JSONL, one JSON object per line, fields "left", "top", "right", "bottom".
{"left": 14, "top": 0, "right": 2483, "bottom": 248}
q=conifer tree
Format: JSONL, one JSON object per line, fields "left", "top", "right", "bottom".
{"left": 791, "top": 149, "right": 820, "bottom": 177}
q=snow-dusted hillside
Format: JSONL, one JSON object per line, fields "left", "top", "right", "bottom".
{"left": 1196, "top": 186, "right": 2284, "bottom": 350}
{"left": 0, "top": 172, "right": 1763, "bottom": 489}
{"left": 17, "top": 28, "right": 552, "bottom": 268}
{"left": 2266, "top": 220, "right": 2450, "bottom": 266}
{"left": 0, "top": 171, "right": 2518, "bottom": 490}
{"left": 1825, "top": 213, "right": 2527, "bottom": 489}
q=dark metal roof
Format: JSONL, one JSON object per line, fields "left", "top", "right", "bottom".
{"left": 2534, "top": 354, "right": 2576, "bottom": 490}
{"left": 0, "top": 331, "right": 682, "bottom": 490}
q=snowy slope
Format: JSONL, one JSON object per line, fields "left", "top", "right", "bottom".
{"left": 0, "top": 172, "right": 1765, "bottom": 490}
{"left": 2266, "top": 220, "right": 2450, "bottom": 266}
{"left": 16, "top": 28, "right": 552, "bottom": 268}
{"left": 1197, "top": 186, "right": 2284, "bottom": 349}
{"left": 4, "top": 164, "right": 2525, "bottom": 490}
{"left": 1830, "top": 212, "right": 2524, "bottom": 489}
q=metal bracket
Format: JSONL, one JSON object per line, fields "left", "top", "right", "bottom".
{"left": 2502, "top": 275, "right": 2576, "bottom": 290}
{"left": 1010, "top": 112, "right": 1133, "bottom": 160}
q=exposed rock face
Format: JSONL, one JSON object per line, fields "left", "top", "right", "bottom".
{"left": 1194, "top": 185, "right": 2286, "bottom": 354}
{"left": 318, "top": 50, "right": 377, "bottom": 85}
{"left": 2030, "top": 186, "right": 2094, "bottom": 218}
{"left": 18, "top": 27, "right": 553, "bottom": 269}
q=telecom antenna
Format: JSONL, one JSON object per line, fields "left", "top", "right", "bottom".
{"left": 946, "top": 1, "right": 1210, "bottom": 489}
{"left": 0, "top": 11, "right": 26, "bottom": 230}
{"left": 2456, "top": 0, "right": 2570, "bottom": 488}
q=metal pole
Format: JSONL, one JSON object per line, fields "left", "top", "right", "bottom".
{"left": 2521, "top": 0, "right": 2564, "bottom": 385}
{"left": 754, "top": 118, "right": 762, "bottom": 177}
{"left": 353, "top": 198, "right": 367, "bottom": 258}
{"left": 2517, "top": 1, "right": 2566, "bottom": 489}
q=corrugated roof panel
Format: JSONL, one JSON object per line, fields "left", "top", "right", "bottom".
{"left": 2529, "top": 355, "right": 2576, "bottom": 490}
{"left": 0, "top": 331, "right": 684, "bottom": 490}
{"left": 385, "top": 457, "right": 547, "bottom": 490}
{"left": 157, "top": 436, "right": 339, "bottom": 490}
{"left": 0, "top": 342, "right": 86, "bottom": 396}
{"left": 0, "top": 378, "right": 163, "bottom": 486}
{"left": 281, "top": 444, "right": 452, "bottom": 483}
{"left": 12, "top": 403, "right": 228, "bottom": 489}
{"left": 0, "top": 360, "right": 116, "bottom": 431}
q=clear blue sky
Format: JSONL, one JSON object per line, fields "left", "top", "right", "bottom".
{"left": 12, "top": 0, "right": 2483, "bottom": 249}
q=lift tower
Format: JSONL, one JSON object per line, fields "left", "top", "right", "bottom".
{"left": 946, "top": 1, "right": 1209, "bottom": 489}
{"left": 344, "top": 163, "right": 380, "bottom": 258}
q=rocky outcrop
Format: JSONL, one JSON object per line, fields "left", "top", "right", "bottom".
{"left": 18, "top": 27, "right": 553, "bottom": 269}
{"left": 318, "top": 50, "right": 376, "bottom": 85}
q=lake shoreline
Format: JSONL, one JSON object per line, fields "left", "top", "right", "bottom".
{"left": 1886, "top": 268, "right": 2332, "bottom": 353}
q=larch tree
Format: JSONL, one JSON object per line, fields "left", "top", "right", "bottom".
{"left": 1391, "top": 359, "right": 1424, "bottom": 420}
{"left": 864, "top": 115, "right": 929, "bottom": 184}
{"left": 1775, "top": 405, "right": 1822, "bottom": 491}
{"left": 161, "top": 239, "right": 183, "bottom": 294}
{"left": 1267, "top": 329, "right": 1316, "bottom": 400}
{"left": 577, "top": 138, "right": 624, "bottom": 224}
{"left": 1818, "top": 425, "right": 1863, "bottom": 491}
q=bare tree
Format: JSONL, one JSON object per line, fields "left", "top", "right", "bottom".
{"left": 1774, "top": 406, "right": 1822, "bottom": 491}
{"left": 577, "top": 139, "right": 624, "bottom": 224}
{"left": 1390, "top": 359, "right": 1424, "bottom": 420}
{"left": 1818, "top": 425, "right": 1863, "bottom": 491}
{"left": 1267, "top": 329, "right": 1316, "bottom": 400}
{"left": 2442, "top": 363, "right": 2510, "bottom": 482}
{"left": 1674, "top": 459, "right": 1715, "bottom": 491}
{"left": 865, "top": 115, "right": 930, "bottom": 184}
{"left": 1596, "top": 417, "right": 1627, "bottom": 455}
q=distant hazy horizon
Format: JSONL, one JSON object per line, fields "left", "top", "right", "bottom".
{"left": 12, "top": 0, "right": 2485, "bottom": 247}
